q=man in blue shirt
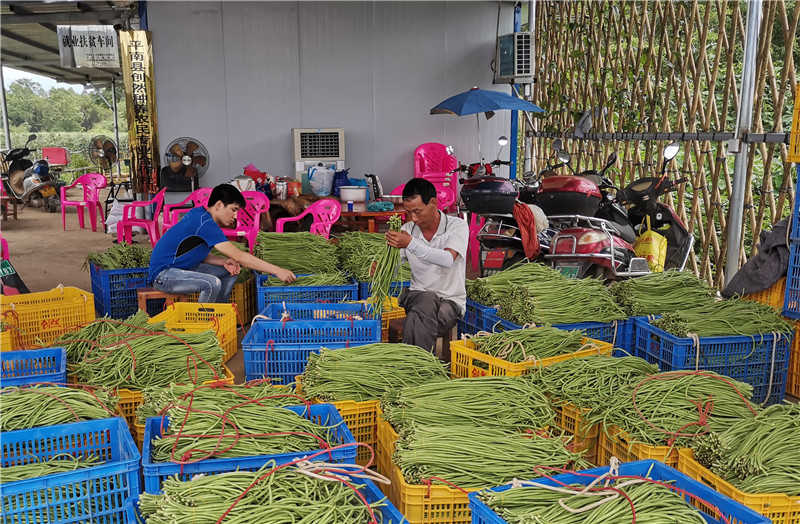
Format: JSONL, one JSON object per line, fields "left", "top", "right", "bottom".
{"left": 148, "top": 184, "right": 295, "bottom": 302}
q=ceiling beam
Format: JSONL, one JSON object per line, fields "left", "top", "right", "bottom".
{"left": 0, "top": 28, "right": 61, "bottom": 55}
{"left": 1, "top": 10, "right": 123, "bottom": 25}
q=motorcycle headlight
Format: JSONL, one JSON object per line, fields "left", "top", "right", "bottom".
{"left": 577, "top": 231, "right": 607, "bottom": 245}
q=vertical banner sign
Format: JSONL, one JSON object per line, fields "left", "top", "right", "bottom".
{"left": 119, "top": 31, "right": 160, "bottom": 194}
{"left": 57, "top": 25, "right": 120, "bottom": 68}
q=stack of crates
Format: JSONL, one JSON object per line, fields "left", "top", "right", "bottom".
{"left": 89, "top": 264, "right": 149, "bottom": 319}
{"left": 254, "top": 273, "right": 358, "bottom": 313}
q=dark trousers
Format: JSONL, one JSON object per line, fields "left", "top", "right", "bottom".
{"left": 398, "top": 289, "right": 461, "bottom": 352}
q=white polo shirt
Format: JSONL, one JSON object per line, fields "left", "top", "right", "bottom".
{"left": 400, "top": 211, "right": 469, "bottom": 313}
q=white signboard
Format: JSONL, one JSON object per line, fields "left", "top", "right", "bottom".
{"left": 57, "top": 25, "right": 120, "bottom": 69}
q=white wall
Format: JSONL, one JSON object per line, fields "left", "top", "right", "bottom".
{"left": 147, "top": 1, "right": 517, "bottom": 198}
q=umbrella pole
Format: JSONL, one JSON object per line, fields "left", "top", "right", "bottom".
{"left": 476, "top": 113, "right": 483, "bottom": 162}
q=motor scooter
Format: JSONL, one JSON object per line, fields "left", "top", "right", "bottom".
{"left": 545, "top": 142, "right": 694, "bottom": 279}
{"left": 1, "top": 134, "right": 61, "bottom": 213}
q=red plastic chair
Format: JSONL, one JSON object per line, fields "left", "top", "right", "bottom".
{"left": 117, "top": 188, "right": 168, "bottom": 247}
{"left": 60, "top": 173, "right": 108, "bottom": 231}
{"left": 275, "top": 199, "right": 341, "bottom": 239}
{"left": 220, "top": 191, "right": 270, "bottom": 253}
{"left": 162, "top": 187, "right": 212, "bottom": 232}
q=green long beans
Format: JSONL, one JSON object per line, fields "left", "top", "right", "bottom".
{"left": 468, "top": 327, "right": 586, "bottom": 363}
{"left": 138, "top": 461, "right": 395, "bottom": 524}
{"left": 0, "top": 386, "right": 119, "bottom": 431}
{"left": 609, "top": 270, "right": 716, "bottom": 316}
{"left": 82, "top": 243, "right": 152, "bottom": 271}
{"left": 300, "top": 343, "right": 449, "bottom": 401}
{"left": 336, "top": 231, "right": 412, "bottom": 281}
{"left": 381, "top": 377, "right": 556, "bottom": 433}
{"left": 692, "top": 403, "right": 800, "bottom": 495}
{"left": 263, "top": 272, "right": 350, "bottom": 287}
{"left": 0, "top": 454, "right": 103, "bottom": 484}
{"left": 254, "top": 232, "right": 339, "bottom": 274}
{"left": 652, "top": 298, "right": 793, "bottom": 337}
{"left": 394, "top": 426, "right": 590, "bottom": 488}
{"left": 478, "top": 477, "right": 707, "bottom": 523}
{"left": 466, "top": 262, "right": 564, "bottom": 306}
{"left": 368, "top": 215, "right": 403, "bottom": 312}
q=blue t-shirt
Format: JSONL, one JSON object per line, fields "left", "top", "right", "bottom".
{"left": 148, "top": 207, "right": 228, "bottom": 282}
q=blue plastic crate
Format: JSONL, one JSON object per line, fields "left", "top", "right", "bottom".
{"left": 358, "top": 280, "right": 411, "bottom": 300}
{"left": 468, "top": 460, "right": 769, "bottom": 524}
{"left": 259, "top": 302, "right": 377, "bottom": 320}
{"left": 1, "top": 417, "right": 141, "bottom": 524}
{"left": 457, "top": 299, "right": 499, "bottom": 336}
{"left": 242, "top": 315, "right": 381, "bottom": 383}
{"left": 141, "top": 403, "right": 358, "bottom": 494}
{"left": 255, "top": 273, "right": 358, "bottom": 312}
{"left": 634, "top": 318, "right": 791, "bottom": 404}
{"left": 790, "top": 166, "right": 800, "bottom": 241}
{"left": 482, "top": 311, "right": 627, "bottom": 347}
{"left": 89, "top": 264, "right": 149, "bottom": 320}
{"left": 127, "top": 476, "right": 405, "bottom": 523}
{"left": 783, "top": 240, "right": 800, "bottom": 319}
{"left": 0, "top": 346, "right": 67, "bottom": 387}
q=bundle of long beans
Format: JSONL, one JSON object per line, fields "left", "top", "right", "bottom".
{"left": 300, "top": 343, "right": 449, "bottom": 401}
{"left": 55, "top": 310, "right": 167, "bottom": 364}
{"left": 381, "top": 377, "right": 555, "bottom": 433}
{"left": 336, "top": 231, "right": 412, "bottom": 281}
{"left": 0, "top": 454, "right": 103, "bottom": 484}
{"left": 468, "top": 327, "right": 587, "bottom": 364}
{"left": 691, "top": 403, "right": 800, "bottom": 495}
{"left": 254, "top": 232, "right": 338, "bottom": 273}
{"left": 477, "top": 477, "right": 707, "bottom": 524}
{"left": 496, "top": 279, "right": 626, "bottom": 326}
{"left": 466, "top": 262, "right": 564, "bottom": 306}
{"left": 69, "top": 330, "right": 225, "bottom": 390}
{"left": 530, "top": 355, "right": 659, "bottom": 409}
{"left": 82, "top": 243, "right": 152, "bottom": 271}
{"left": 368, "top": 215, "right": 403, "bottom": 313}
{"left": 263, "top": 272, "right": 350, "bottom": 287}
{"left": 0, "top": 386, "right": 119, "bottom": 431}
{"left": 651, "top": 297, "right": 793, "bottom": 337}
{"left": 609, "top": 270, "right": 717, "bottom": 316}
{"left": 138, "top": 462, "right": 393, "bottom": 524}
{"left": 585, "top": 371, "right": 760, "bottom": 448}
{"left": 136, "top": 381, "right": 297, "bottom": 424}
{"left": 394, "top": 426, "right": 590, "bottom": 487}
{"left": 151, "top": 405, "right": 334, "bottom": 462}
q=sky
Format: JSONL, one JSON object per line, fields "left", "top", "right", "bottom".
{"left": 2, "top": 66, "right": 84, "bottom": 93}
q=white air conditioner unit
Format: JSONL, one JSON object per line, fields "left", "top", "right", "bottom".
{"left": 292, "top": 128, "right": 346, "bottom": 192}
{"left": 493, "top": 32, "right": 534, "bottom": 84}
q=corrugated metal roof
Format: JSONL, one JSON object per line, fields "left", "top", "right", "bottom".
{"left": 1, "top": 1, "right": 139, "bottom": 85}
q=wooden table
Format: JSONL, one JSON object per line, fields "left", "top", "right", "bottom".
{"left": 339, "top": 202, "right": 405, "bottom": 233}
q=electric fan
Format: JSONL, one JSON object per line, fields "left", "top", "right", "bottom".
{"left": 88, "top": 135, "right": 118, "bottom": 171}
{"left": 160, "top": 137, "right": 210, "bottom": 192}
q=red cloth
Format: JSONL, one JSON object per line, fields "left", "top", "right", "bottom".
{"left": 512, "top": 202, "right": 540, "bottom": 260}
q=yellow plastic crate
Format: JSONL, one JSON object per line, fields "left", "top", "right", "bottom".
{"left": 787, "top": 321, "right": 800, "bottom": 398}
{"left": 449, "top": 335, "right": 613, "bottom": 378}
{"left": 1, "top": 329, "right": 12, "bottom": 351}
{"left": 0, "top": 286, "right": 95, "bottom": 349}
{"left": 187, "top": 276, "right": 255, "bottom": 325}
{"left": 743, "top": 277, "right": 786, "bottom": 310}
{"left": 381, "top": 297, "right": 406, "bottom": 342}
{"left": 789, "top": 82, "right": 800, "bottom": 162}
{"left": 131, "top": 364, "right": 235, "bottom": 451}
{"left": 149, "top": 302, "right": 237, "bottom": 361}
{"left": 553, "top": 401, "right": 599, "bottom": 465}
{"left": 678, "top": 449, "right": 800, "bottom": 524}
{"left": 596, "top": 424, "right": 681, "bottom": 468}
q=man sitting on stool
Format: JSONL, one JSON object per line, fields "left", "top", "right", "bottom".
{"left": 148, "top": 184, "right": 295, "bottom": 302}
{"left": 385, "top": 178, "right": 468, "bottom": 352}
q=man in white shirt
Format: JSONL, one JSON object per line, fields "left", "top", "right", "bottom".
{"left": 386, "top": 178, "right": 468, "bottom": 353}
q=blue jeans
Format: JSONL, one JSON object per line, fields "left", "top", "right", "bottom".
{"left": 152, "top": 263, "right": 237, "bottom": 303}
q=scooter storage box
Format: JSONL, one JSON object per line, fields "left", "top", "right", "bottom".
{"left": 461, "top": 177, "right": 518, "bottom": 215}
{"left": 537, "top": 176, "right": 601, "bottom": 216}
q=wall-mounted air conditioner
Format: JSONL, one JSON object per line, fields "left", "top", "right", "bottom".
{"left": 493, "top": 32, "right": 534, "bottom": 84}
{"left": 292, "top": 128, "right": 346, "bottom": 191}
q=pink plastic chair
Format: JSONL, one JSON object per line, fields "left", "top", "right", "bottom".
{"left": 468, "top": 213, "right": 486, "bottom": 272}
{"left": 117, "top": 188, "right": 167, "bottom": 247}
{"left": 162, "top": 187, "right": 212, "bottom": 232}
{"left": 1, "top": 234, "right": 8, "bottom": 260}
{"left": 415, "top": 143, "right": 459, "bottom": 213}
{"left": 275, "top": 199, "right": 341, "bottom": 239}
{"left": 60, "top": 173, "right": 107, "bottom": 231}
{"left": 220, "top": 191, "right": 270, "bottom": 253}
{"left": 390, "top": 183, "right": 454, "bottom": 212}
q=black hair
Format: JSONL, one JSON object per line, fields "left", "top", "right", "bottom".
{"left": 208, "top": 184, "right": 247, "bottom": 208}
{"left": 402, "top": 178, "right": 437, "bottom": 204}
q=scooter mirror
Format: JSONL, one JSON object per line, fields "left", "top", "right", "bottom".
{"left": 26, "top": 134, "right": 37, "bottom": 144}
{"left": 604, "top": 152, "right": 617, "bottom": 170}
{"left": 552, "top": 139, "right": 563, "bottom": 150}
{"left": 497, "top": 136, "right": 509, "bottom": 147}
{"left": 663, "top": 142, "right": 680, "bottom": 161}
{"left": 556, "top": 149, "right": 571, "bottom": 164}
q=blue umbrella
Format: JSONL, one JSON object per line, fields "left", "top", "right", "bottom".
{"left": 430, "top": 87, "right": 544, "bottom": 116}
{"left": 430, "top": 87, "right": 544, "bottom": 160}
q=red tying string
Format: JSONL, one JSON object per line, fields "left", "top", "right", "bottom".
{"left": 280, "top": 315, "right": 292, "bottom": 328}
{"left": 421, "top": 477, "right": 470, "bottom": 496}
{"left": 632, "top": 371, "right": 759, "bottom": 445}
